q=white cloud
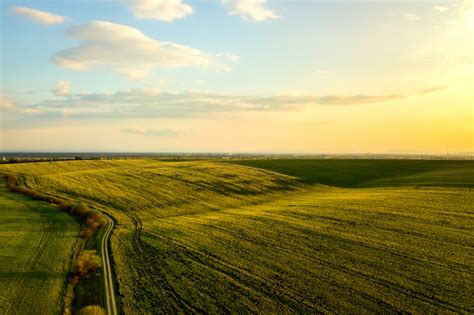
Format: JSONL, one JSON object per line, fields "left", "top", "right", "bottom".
{"left": 11, "top": 6, "right": 66, "bottom": 25}
{"left": 222, "top": 0, "right": 279, "bottom": 22}
{"left": 51, "top": 80, "right": 70, "bottom": 96}
{"left": 216, "top": 53, "right": 240, "bottom": 62}
{"left": 53, "top": 21, "right": 233, "bottom": 79}
{"left": 434, "top": 6, "right": 449, "bottom": 13}
{"left": 404, "top": 13, "right": 420, "bottom": 21}
{"left": 128, "top": 0, "right": 193, "bottom": 22}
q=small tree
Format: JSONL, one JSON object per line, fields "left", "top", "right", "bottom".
{"left": 74, "top": 250, "right": 101, "bottom": 277}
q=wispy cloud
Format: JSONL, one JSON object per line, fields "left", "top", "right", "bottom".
{"left": 121, "top": 127, "right": 180, "bottom": 137}
{"left": 0, "top": 93, "right": 15, "bottom": 110}
{"left": 11, "top": 6, "right": 66, "bottom": 25}
{"left": 317, "top": 94, "right": 404, "bottom": 106}
{"left": 53, "top": 21, "right": 236, "bottom": 79}
{"left": 128, "top": 0, "right": 193, "bottom": 22}
{"left": 51, "top": 80, "right": 70, "bottom": 96}
{"left": 7, "top": 86, "right": 446, "bottom": 119}
{"left": 222, "top": 0, "right": 279, "bottom": 22}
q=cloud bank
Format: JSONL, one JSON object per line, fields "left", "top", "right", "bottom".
{"left": 129, "top": 0, "right": 193, "bottom": 22}
{"left": 53, "top": 21, "right": 233, "bottom": 79}
{"left": 12, "top": 6, "right": 66, "bottom": 25}
{"left": 6, "top": 86, "right": 445, "bottom": 119}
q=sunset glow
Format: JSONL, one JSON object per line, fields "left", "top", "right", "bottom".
{"left": 1, "top": 0, "right": 472, "bottom": 154}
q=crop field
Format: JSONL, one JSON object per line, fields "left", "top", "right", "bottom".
{"left": 227, "top": 159, "right": 474, "bottom": 188}
{"left": 0, "top": 177, "right": 80, "bottom": 315}
{"left": 1, "top": 159, "right": 473, "bottom": 313}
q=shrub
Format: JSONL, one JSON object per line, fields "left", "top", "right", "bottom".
{"left": 72, "top": 204, "right": 91, "bottom": 219}
{"left": 80, "top": 228, "right": 94, "bottom": 239}
{"left": 5, "top": 174, "right": 18, "bottom": 189}
{"left": 74, "top": 250, "right": 101, "bottom": 277}
{"left": 86, "top": 214, "right": 104, "bottom": 229}
{"left": 75, "top": 305, "right": 105, "bottom": 315}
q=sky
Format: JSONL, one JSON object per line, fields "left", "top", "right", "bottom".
{"left": 0, "top": 0, "right": 473, "bottom": 154}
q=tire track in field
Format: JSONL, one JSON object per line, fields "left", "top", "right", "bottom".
{"left": 4, "top": 206, "right": 52, "bottom": 314}
{"left": 169, "top": 223, "right": 400, "bottom": 311}
{"left": 147, "top": 219, "right": 472, "bottom": 313}
{"left": 125, "top": 204, "right": 470, "bottom": 312}
{"left": 265, "top": 212, "right": 474, "bottom": 275}
{"left": 128, "top": 215, "right": 201, "bottom": 313}
{"left": 144, "top": 229, "right": 378, "bottom": 313}
{"left": 264, "top": 218, "right": 474, "bottom": 312}
{"left": 145, "top": 231, "right": 330, "bottom": 313}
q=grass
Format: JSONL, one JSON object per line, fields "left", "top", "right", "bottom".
{"left": 226, "top": 159, "right": 474, "bottom": 187}
{"left": 1, "top": 159, "right": 473, "bottom": 313}
{"left": 0, "top": 177, "right": 80, "bottom": 315}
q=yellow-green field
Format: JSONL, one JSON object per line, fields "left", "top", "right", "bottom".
{"left": 0, "top": 178, "right": 80, "bottom": 315}
{"left": 1, "top": 159, "right": 473, "bottom": 313}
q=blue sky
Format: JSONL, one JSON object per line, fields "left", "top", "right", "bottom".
{"left": 0, "top": 0, "right": 473, "bottom": 153}
{"left": 1, "top": 1, "right": 443, "bottom": 95}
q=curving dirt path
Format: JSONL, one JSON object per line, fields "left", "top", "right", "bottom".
{"left": 101, "top": 214, "right": 118, "bottom": 315}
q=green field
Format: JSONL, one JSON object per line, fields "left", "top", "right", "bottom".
{"left": 1, "top": 159, "right": 473, "bottom": 313}
{"left": 227, "top": 159, "right": 474, "bottom": 187}
{"left": 0, "top": 178, "right": 80, "bottom": 315}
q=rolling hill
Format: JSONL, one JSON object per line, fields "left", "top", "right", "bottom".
{"left": 1, "top": 159, "right": 473, "bottom": 313}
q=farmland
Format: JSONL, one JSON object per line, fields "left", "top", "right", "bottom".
{"left": 227, "top": 159, "right": 474, "bottom": 188}
{"left": 1, "top": 159, "right": 473, "bottom": 313}
{"left": 0, "top": 177, "right": 80, "bottom": 314}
